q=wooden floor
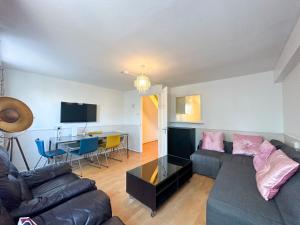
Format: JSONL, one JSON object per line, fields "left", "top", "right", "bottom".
{"left": 77, "top": 142, "right": 214, "bottom": 225}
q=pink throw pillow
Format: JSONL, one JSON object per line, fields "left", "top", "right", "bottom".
{"left": 232, "top": 133, "right": 263, "bottom": 156}
{"left": 256, "top": 150, "right": 299, "bottom": 201}
{"left": 253, "top": 140, "right": 276, "bottom": 172}
{"left": 201, "top": 131, "right": 224, "bottom": 152}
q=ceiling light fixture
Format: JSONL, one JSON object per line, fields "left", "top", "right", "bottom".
{"left": 122, "top": 65, "right": 152, "bottom": 93}
{"left": 134, "top": 73, "right": 151, "bottom": 93}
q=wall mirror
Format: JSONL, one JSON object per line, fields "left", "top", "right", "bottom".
{"left": 176, "top": 95, "right": 201, "bottom": 123}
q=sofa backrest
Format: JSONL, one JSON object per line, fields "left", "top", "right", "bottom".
{"left": 0, "top": 146, "right": 32, "bottom": 212}
{"left": 270, "top": 139, "right": 300, "bottom": 162}
{"left": 270, "top": 140, "right": 300, "bottom": 225}
{"left": 197, "top": 140, "right": 233, "bottom": 154}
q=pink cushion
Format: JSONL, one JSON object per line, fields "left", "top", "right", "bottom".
{"left": 253, "top": 140, "right": 276, "bottom": 172}
{"left": 256, "top": 150, "right": 299, "bottom": 201}
{"left": 232, "top": 133, "right": 263, "bottom": 156}
{"left": 201, "top": 131, "right": 224, "bottom": 152}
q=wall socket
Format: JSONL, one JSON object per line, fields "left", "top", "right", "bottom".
{"left": 55, "top": 126, "right": 62, "bottom": 130}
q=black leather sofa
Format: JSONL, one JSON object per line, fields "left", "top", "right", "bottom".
{"left": 0, "top": 146, "right": 124, "bottom": 225}
{"left": 191, "top": 139, "right": 300, "bottom": 225}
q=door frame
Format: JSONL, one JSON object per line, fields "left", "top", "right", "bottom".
{"left": 139, "top": 85, "right": 165, "bottom": 154}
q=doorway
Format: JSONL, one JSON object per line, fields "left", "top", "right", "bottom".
{"left": 141, "top": 95, "right": 158, "bottom": 158}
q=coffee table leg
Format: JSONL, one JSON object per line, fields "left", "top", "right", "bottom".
{"left": 151, "top": 210, "right": 157, "bottom": 217}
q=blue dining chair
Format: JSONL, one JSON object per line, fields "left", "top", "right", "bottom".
{"left": 68, "top": 137, "right": 100, "bottom": 176}
{"left": 34, "top": 138, "right": 67, "bottom": 169}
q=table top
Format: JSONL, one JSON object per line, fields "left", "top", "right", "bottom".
{"left": 127, "top": 155, "right": 191, "bottom": 186}
{"left": 49, "top": 131, "right": 128, "bottom": 143}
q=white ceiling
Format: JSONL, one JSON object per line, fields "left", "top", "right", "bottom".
{"left": 0, "top": 0, "right": 300, "bottom": 90}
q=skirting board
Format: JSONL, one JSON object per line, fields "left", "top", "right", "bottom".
{"left": 128, "top": 148, "right": 140, "bottom": 153}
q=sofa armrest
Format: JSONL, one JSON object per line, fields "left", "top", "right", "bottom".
{"left": 10, "top": 178, "right": 96, "bottom": 219}
{"left": 0, "top": 204, "right": 14, "bottom": 225}
{"left": 20, "top": 163, "right": 72, "bottom": 188}
{"left": 32, "top": 190, "right": 112, "bottom": 225}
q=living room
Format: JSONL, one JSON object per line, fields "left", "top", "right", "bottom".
{"left": 0, "top": 1, "right": 300, "bottom": 225}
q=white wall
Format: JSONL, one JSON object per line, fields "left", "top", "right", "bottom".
{"left": 142, "top": 96, "right": 158, "bottom": 143}
{"left": 122, "top": 90, "right": 141, "bottom": 152}
{"left": 282, "top": 62, "right": 300, "bottom": 141}
{"left": 5, "top": 69, "right": 125, "bottom": 170}
{"left": 6, "top": 69, "right": 124, "bottom": 128}
{"left": 169, "top": 71, "right": 284, "bottom": 146}
{"left": 169, "top": 71, "right": 283, "bottom": 132}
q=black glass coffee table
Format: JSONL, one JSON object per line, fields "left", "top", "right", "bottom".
{"left": 126, "top": 155, "right": 192, "bottom": 216}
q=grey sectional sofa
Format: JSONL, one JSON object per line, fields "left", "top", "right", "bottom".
{"left": 190, "top": 139, "right": 300, "bottom": 225}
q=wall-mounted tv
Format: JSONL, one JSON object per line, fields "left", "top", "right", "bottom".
{"left": 60, "top": 102, "right": 97, "bottom": 123}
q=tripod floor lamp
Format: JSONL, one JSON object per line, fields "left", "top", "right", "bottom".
{"left": 0, "top": 97, "right": 33, "bottom": 170}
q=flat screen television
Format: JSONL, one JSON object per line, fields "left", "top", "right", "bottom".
{"left": 60, "top": 102, "right": 97, "bottom": 123}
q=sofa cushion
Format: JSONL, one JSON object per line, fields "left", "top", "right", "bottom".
{"left": 207, "top": 162, "right": 283, "bottom": 225}
{"left": 256, "top": 150, "right": 299, "bottom": 201}
{"left": 190, "top": 150, "right": 223, "bottom": 178}
{"left": 31, "top": 173, "right": 79, "bottom": 197}
{"left": 33, "top": 190, "right": 112, "bottom": 225}
{"left": 0, "top": 147, "right": 26, "bottom": 211}
{"left": 191, "top": 148, "right": 253, "bottom": 179}
{"left": 202, "top": 131, "right": 224, "bottom": 152}
{"left": 271, "top": 140, "right": 300, "bottom": 163}
{"left": 253, "top": 140, "right": 276, "bottom": 172}
{"left": 18, "top": 176, "right": 32, "bottom": 201}
{"left": 233, "top": 133, "right": 263, "bottom": 156}
{"left": 0, "top": 175, "right": 22, "bottom": 211}
{"left": 227, "top": 154, "right": 253, "bottom": 168}
{"left": 0, "top": 200, "right": 14, "bottom": 225}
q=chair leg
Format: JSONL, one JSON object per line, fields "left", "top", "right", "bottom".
{"left": 104, "top": 151, "right": 109, "bottom": 167}
{"left": 108, "top": 147, "right": 122, "bottom": 162}
{"left": 70, "top": 154, "right": 73, "bottom": 167}
{"left": 43, "top": 159, "right": 48, "bottom": 167}
{"left": 78, "top": 159, "right": 82, "bottom": 177}
{"left": 34, "top": 156, "right": 43, "bottom": 169}
{"left": 95, "top": 153, "right": 101, "bottom": 167}
{"left": 65, "top": 153, "right": 69, "bottom": 162}
{"left": 122, "top": 143, "right": 127, "bottom": 158}
{"left": 117, "top": 146, "right": 122, "bottom": 158}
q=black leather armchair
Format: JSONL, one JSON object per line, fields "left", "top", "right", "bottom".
{"left": 0, "top": 147, "right": 124, "bottom": 225}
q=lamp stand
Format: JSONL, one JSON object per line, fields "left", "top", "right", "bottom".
{"left": 6, "top": 137, "right": 30, "bottom": 171}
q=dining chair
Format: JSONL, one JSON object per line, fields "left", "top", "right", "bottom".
{"left": 68, "top": 137, "right": 100, "bottom": 177}
{"left": 87, "top": 130, "right": 103, "bottom": 136}
{"left": 119, "top": 135, "right": 127, "bottom": 156}
{"left": 34, "top": 138, "right": 67, "bottom": 169}
{"left": 87, "top": 130, "right": 104, "bottom": 146}
{"left": 99, "top": 135, "right": 122, "bottom": 167}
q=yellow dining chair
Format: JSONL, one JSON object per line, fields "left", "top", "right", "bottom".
{"left": 87, "top": 130, "right": 103, "bottom": 136}
{"left": 99, "top": 135, "right": 122, "bottom": 167}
